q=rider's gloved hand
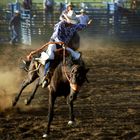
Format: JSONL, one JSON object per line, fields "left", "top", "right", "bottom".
{"left": 88, "top": 19, "right": 93, "bottom": 25}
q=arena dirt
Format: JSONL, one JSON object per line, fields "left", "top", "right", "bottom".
{"left": 0, "top": 41, "right": 140, "bottom": 140}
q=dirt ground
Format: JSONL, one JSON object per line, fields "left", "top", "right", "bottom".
{"left": 0, "top": 41, "right": 140, "bottom": 140}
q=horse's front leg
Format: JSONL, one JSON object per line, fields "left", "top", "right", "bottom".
{"left": 12, "top": 76, "right": 35, "bottom": 107}
{"left": 67, "top": 88, "right": 78, "bottom": 125}
{"left": 43, "top": 91, "right": 56, "bottom": 138}
{"left": 24, "top": 78, "right": 40, "bottom": 105}
{"left": 68, "top": 101, "right": 75, "bottom": 125}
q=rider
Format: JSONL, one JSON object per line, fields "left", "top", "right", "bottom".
{"left": 59, "top": 2, "right": 73, "bottom": 21}
{"left": 9, "top": 10, "right": 21, "bottom": 45}
{"left": 27, "top": 10, "right": 92, "bottom": 88}
{"left": 76, "top": 9, "right": 90, "bottom": 26}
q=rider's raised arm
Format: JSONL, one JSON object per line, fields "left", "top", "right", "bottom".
{"left": 27, "top": 42, "right": 50, "bottom": 60}
{"left": 75, "top": 19, "right": 93, "bottom": 31}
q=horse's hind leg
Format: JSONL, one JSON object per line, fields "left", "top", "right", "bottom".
{"left": 24, "top": 78, "right": 40, "bottom": 105}
{"left": 12, "top": 77, "right": 35, "bottom": 107}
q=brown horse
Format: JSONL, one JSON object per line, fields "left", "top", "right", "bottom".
{"left": 13, "top": 51, "right": 89, "bottom": 137}
{"left": 41, "top": 56, "right": 89, "bottom": 137}
{"left": 12, "top": 32, "right": 89, "bottom": 137}
{"left": 12, "top": 32, "right": 80, "bottom": 106}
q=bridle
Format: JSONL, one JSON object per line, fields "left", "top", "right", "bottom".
{"left": 63, "top": 63, "right": 79, "bottom": 83}
{"left": 62, "top": 46, "right": 80, "bottom": 92}
{"left": 62, "top": 45, "right": 74, "bottom": 83}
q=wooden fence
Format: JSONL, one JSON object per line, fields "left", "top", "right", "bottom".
{"left": 0, "top": 2, "right": 140, "bottom": 45}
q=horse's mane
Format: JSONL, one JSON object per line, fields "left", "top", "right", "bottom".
{"left": 58, "top": 55, "right": 85, "bottom": 70}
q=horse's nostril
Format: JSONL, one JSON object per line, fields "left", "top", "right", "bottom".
{"left": 70, "top": 95, "right": 73, "bottom": 100}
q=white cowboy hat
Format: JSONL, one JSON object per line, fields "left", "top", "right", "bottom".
{"left": 64, "top": 10, "right": 79, "bottom": 24}
{"left": 14, "top": 10, "right": 20, "bottom": 14}
{"left": 66, "top": 2, "right": 73, "bottom": 7}
{"left": 80, "top": 9, "right": 86, "bottom": 13}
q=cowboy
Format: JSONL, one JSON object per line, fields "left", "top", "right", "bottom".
{"left": 131, "top": 0, "right": 137, "bottom": 13}
{"left": 23, "top": 0, "right": 32, "bottom": 10}
{"left": 43, "top": 0, "right": 54, "bottom": 16}
{"left": 59, "top": 3, "right": 80, "bottom": 52}
{"left": 27, "top": 10, "right": 92, "bottom": 88}
{"left": 114, "top": 0, "right": 126, "bottom": 13}
{"left": 9, "top": 10, "right": 21, "bottom": 45}
{"left": 76, "top": 9, "right": 90, "bottom": 26}
{"left": 59, "top": 2, "right": 73, "bottom": 21}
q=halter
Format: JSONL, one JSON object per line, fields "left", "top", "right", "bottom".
{"left": 62, "top": 46, "right": 80, "bottom": 91}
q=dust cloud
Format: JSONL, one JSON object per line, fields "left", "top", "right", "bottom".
{"left": 80, "top": 35, "right": 112, "bottom": 51}
{"left": 0, "top": 68, "right": 21, "bottom": 93}
{"left": 0, "top": 44, "right": 41, "bottom": 111}
{"left": 0, "top": 68, "right": 21, "bottom": 111}
{"left": 0, "top": 37, "right": 120, "bottom": 111}
{"left": 0, "top": 45, "right": 31, "bottom": 111}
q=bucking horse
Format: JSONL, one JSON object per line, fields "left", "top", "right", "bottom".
{"left": 12, "top": 32, "right": 89, "bottom": 137}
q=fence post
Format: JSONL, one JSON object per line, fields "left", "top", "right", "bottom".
{"left": 107, "top": 3, "right": 110, "bottom": 36}
{"left": 21, "top": 10, "right": 31, "bottom": 45}
{"left": 114, "top": 3, "right": 119, "bottom": 36}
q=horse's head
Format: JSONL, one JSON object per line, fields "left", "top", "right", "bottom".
{"left": 19, "top": 59, "right": 31, "bottom": 72}
{"left": 68, "top": 64, "right": 89, "bottom": 103}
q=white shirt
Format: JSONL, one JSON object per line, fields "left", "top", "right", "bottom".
{"left": 114, "top": 0, "right": 125, "bottom": 8}
{"left": 76, "top": 14, "right": 89, "bottom": 25}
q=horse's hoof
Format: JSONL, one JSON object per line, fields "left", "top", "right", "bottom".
{"left": 42, "top": 133, "right": 48, "bottom": 138}
{"left": 24, "top": 99, "right": 30, "bottom": 105}
{"left": 68, "top": 121, "right": 74, "bottom": 126}
{"left": 12, "top": 101, "right": 17, "bottom": 107}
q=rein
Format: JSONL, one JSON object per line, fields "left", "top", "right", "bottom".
{"left": 62, "top": 46, "right": 79, "bottom": 83}
{"left": 62, "top": 46, "right": 71, "bottom": 82}
{"left": 29, "top": 62, "right": 41, "bottom": 74}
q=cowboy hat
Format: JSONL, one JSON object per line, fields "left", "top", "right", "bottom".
{"left": 80, "top": 9, "right": 86, "bottom": 13}
{"left": 14, "top": 10, "right": 20, "bottom": 14}
{"left": 64, "top": 10, "right": 79, "bottom": 24}
{"left": 66, "top": 2, "right": 73, "bottom": 7}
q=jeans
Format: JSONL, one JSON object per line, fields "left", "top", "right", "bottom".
{"left": 45, "top": 44, "right": 81, "bottom": 60}
{"left": 44, "top": 61, "right": 50, "bottom": 75}
{"left": 10, "top": 26, "right": 20, "bottom": 44}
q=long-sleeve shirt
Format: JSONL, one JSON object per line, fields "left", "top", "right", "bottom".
{"left": 76, "top": 14, "right": 90, "bottom": 25}
{"left": 9, "top": 15, "right": 21, "bottom": 30}
{"left": 50, "top": 21, "right": 86, "bottom": 45}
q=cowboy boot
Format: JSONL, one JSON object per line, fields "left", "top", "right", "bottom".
{"left": 42, "top": 71, "right": 51, "bottom": 88}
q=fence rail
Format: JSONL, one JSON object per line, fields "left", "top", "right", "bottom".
{"left": 0, "top": 2, "right": 140, "bottom": 45}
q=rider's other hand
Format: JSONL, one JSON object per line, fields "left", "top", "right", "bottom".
{"left": 88, "top": 19, "right": 93, "bottom": 25}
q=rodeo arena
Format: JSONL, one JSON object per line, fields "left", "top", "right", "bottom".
{"left": 0, "top": 0, "right": 140, "bottom": 139}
